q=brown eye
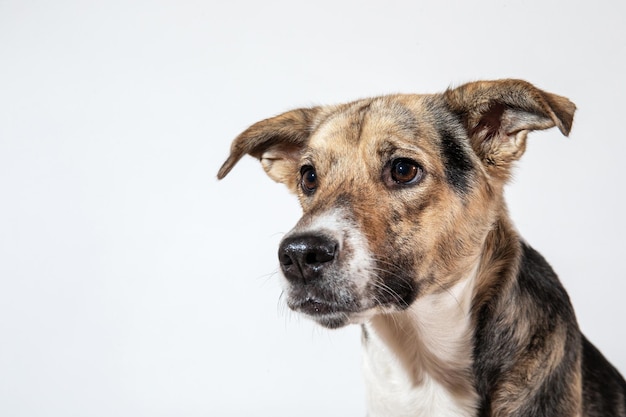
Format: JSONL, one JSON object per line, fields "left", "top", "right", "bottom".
{"left": 300, "top": 165, "right": 317, "bottom": 194}
{"left": 390, "top": 158, "right": 423, "bottom": 185}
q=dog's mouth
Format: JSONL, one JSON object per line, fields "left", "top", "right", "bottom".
{"left": 295, "top": 298, "right": 337, "bottom": 315}
{"left": 283, "top": 272, "right": 419, "bottom": 329}
{"left": 287, "top": 296, "right": 363, "bottom": 329}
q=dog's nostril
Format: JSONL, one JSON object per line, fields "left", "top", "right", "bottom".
{"left": 280, "top": 253, "right": 294, "bottom": 266}
{"left": 305, "top": 252, "right": 317, "bottom": 265}
{"left": 305, "top": 244, "right": 335, "bottom": 265}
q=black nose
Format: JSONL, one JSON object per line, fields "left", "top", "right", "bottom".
{"left": 278, "top": 234, "right": 337, "bottom": 284}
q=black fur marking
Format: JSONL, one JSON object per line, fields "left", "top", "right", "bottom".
{"left": 439, "top": 128, "right": 474, "bottom": 194}
{"left": 581, "top": 336, "right": 626, "bottom": 416}
{"left": 374, "top": 255, "right": 419, "bottom": 309}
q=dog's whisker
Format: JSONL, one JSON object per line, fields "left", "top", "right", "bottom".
{"left": 367, "top": 269, "right": 411, "bottom": 309}
{"left": 258, "top": 269, "right": 280, "bottom": 287}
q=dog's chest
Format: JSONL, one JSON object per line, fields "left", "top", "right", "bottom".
{"left": 361, "top": 277, "right": 479, "bottom": 417}
{"left": 362, "top": 345, "right": 477, "bottom": 417}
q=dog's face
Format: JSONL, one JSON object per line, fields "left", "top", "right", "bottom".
{"left": 218, "top": 80, "right": 575, "bottom": 329}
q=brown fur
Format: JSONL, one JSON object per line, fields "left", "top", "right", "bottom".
{"left": 218, "top": 79, "right": 625, "bottom": 416}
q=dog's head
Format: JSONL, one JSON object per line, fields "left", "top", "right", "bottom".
{"left": 218, "top": 80, "right": 575, "bottom": 329}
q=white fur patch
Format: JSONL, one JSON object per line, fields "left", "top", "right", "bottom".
{"left": 362, "top": 269, "right": 479, "bottom": 417}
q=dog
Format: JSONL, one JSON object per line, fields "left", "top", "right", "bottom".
{"left": 217, "top": 79, "right": 626, "bottom": 416}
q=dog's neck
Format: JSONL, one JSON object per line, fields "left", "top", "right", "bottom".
{"left": 362, "top": 264, "right": 480, "bottom": 417}
{"left": 361, "top": 215, "right": 521, "bottom": 416}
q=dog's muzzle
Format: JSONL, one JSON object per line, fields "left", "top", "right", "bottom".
{"left": 277, "top": 232, "right": 364, "bottom": 328}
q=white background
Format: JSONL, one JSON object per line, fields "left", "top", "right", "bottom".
{"left": 1, "top": 1, "right": 625, "bottom": 416}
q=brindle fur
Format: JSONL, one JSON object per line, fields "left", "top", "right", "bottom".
{"left": 218, "top": 79, "right": 626, "bottom": 416}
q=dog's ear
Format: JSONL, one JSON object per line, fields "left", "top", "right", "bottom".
{"left": 444, "top": 79, "right": 576, "bottom": 179}
{"left": 217, "top": 107, "right": 320, "bottom": 191}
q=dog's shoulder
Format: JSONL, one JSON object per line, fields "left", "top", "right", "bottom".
{"left": 473, "top": 241, "right": 583, "bottom": 416}
{"left": 581, "top": 335, "right": 626, "bottom": 416}
{"left": 515, "top": 242, "right": 577, "bottom": 320}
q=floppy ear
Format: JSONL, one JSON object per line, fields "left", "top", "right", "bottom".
{"left": 444, "top": 79, "right": 576, "bottom": 179}
{"left": 217, "top": 107, "right": 321, "bottom": 191}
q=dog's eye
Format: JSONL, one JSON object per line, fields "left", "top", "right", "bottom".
{"left": 300, "top": 165, "right": 318, "bottom": 195}
{"left": 389, "top": 158, "right": 423, "bottom": 185}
